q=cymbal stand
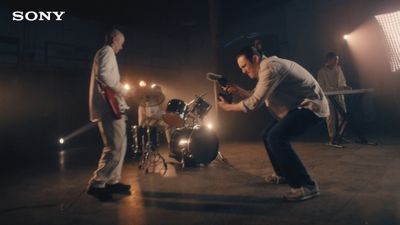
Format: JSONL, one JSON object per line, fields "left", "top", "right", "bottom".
{"left": 211, "top": 80, "right": 228, "bottom": 163}
{"left": 138, "top": 127, "right": 168, "bottom": 175}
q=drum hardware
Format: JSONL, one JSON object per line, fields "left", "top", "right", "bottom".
{"left": 131, "top": 125, "right": 146, "bottom": 156}
{"left": 163, "top": 93, "right": 212, "bottom": 127}
{"left": 162, "top": 99, "right": 188, "bottom": 127}
{"left": 161, "top": 92, "right": 225, "bottom": 167}
{"left": 136, "top": 126, "right": 168, "bottom": 175}
{"left": 189, "top": 93, "right": 212, "bottom": 120}
{"left": 207, "top": 73, "right": 231, "bottom": 162}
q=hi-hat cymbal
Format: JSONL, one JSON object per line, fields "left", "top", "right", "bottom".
{"left": 134, "top": 87, "right": 165, "bottom": 106}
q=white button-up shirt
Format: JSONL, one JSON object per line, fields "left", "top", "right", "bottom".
{"left": 89, "top": 45, "right": 129, "bottom": 122}
{"left": 240, "top": 56, "right": 330, "bottom": 119}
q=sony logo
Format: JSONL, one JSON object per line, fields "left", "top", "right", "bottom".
{"left": 12, "top": 11, "right": 66, "bottom": 21}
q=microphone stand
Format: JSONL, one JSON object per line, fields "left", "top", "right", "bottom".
{"left": 211, "top": 79, "right": 227, "bottom": 162}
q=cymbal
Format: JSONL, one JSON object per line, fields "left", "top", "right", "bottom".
{"left": 134, "top": 87, "right": 165, "bottom": 106}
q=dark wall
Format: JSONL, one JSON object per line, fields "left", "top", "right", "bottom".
{"left": 0, "top": 0, "right": 399, "bottom": 156}
{"left": 284, "top": 0, "right": 400, "bottom": 133}
{"left": 215, "top": 0, "right": 400, "bottom": 140}
{"left": 0, "top": 4, "right": 215, "bottom": 155}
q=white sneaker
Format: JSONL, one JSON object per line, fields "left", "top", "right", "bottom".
{"left": 283, "top": 183, "right": 320, "bottom": 201}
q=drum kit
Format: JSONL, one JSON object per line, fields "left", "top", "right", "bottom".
{"left": 132, "top": 87, "right": 220, "bottom": 171}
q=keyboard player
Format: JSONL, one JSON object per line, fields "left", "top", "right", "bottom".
{"left": 317, "top": 52, "right": 352, "bottom": 147}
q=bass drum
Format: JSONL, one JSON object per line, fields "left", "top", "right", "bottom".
{"left": 170, "top": 127, "right": 219, "bottom": 166}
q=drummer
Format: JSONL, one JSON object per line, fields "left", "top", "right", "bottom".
{"left": 135, "top": 85, "right": 173, "bottom": 154}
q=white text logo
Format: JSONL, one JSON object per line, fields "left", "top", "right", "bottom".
{"left": 12, "top": 11, "right": 66, "bottom": 21}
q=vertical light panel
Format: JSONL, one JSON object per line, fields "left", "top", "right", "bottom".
{"left": 375, "top": 11, "right": 400, "bottom": 72}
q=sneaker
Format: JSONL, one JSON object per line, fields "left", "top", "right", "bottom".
{"left": 283, "top": 183, "right": 320, "bottom": 202}
{"left": 105, "top": 182, "right": 131, "bottom": 195}
{"left": 265, "top": 174, "right": 287, "bottom": 184}
{"left": 87, "top": 186, "right": 113, "bottom": 202}
{"left": 326, "top": 141, "right": 344, "bottom": 148}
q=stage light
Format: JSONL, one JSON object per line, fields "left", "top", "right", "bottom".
{"left": 123, "top": 83, "right": 131, "bottom": 90}
{"left": 179, "top": 139, "right": 189, "bottom": 146}
{"left": 139, "top": 81, "right": 147, "bottom": 87}
{"left": 58, "top": 123, "right": 95, "bottom": 146}
{"left": 343, "top": 34, "right": 349, "bottom": 40}
{"left": 151, "top": 83, "right": 157, "bottom": 88}
{"left": 206, "top": 122, "right": 214, "bottom": 130}
{"left": 375, "top": 11, "right": 400, "bottom": 72}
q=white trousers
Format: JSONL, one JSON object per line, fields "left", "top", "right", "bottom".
{"left": 89, "top": 114, "right": 127, "bottom": 188}
{"left": 326, "top": 96, "right": 346, "bottom": 140}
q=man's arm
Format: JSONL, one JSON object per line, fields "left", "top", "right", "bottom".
{"left": 218, "top": 97, "right": 246, "bottom": 112}
{"left": 225, "top": 84, "right": 251, "bottom": 99}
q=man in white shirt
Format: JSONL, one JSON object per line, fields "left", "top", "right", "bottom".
{"left": 317, "top": 52, "right": 351, "bottom": 145}
{"left": 87, "top": 29, "right": 133, "bottom": 201}
{"left": 218, "top": 46, "right": 329, "bottom": 201}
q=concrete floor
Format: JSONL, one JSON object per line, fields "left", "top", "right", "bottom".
{"left": 1, "top": 137, "right": 400, "bottom": 225}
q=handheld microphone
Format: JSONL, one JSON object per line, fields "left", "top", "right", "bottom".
{"left": 206, "top": 72, "right": 224, "bottom": 81}
{"left": 206, "top": 72, "right": 228, "bottom": 87}
{"left": 206, "top": 72, "right": 233, "bottom": 103}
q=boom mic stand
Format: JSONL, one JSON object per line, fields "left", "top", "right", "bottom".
{"left": 207, "top": 73, "right": 228, "bottom": 162}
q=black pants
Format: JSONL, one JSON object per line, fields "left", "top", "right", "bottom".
{"left": 262, "top": 108, "right": 322, "bottom": 188}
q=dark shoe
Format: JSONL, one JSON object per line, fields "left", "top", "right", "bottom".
{"left": 87, "top": 186, "right": 113, "bottom": 202}
{"left": 105, "top": 182, "right": 131, "bottom": 195}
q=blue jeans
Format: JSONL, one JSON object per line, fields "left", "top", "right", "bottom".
{"left": 262, "top": 108, "right": 322, "bottom": 188}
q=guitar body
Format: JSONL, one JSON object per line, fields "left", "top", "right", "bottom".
{"left": 103, "top": 86, "right": 122, "bottom": 119}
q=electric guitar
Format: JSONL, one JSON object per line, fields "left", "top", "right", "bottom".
{"left": 96, "top": 79, "right": 122, "bottom": 119}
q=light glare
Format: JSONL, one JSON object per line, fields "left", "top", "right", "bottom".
{"left": 179, "top": 139, "right": 189, "bottom": 146}
{"left": 375, "top": 11, "right": 400, "bottom": 72}
{"left": 139, "top": 81, "right": 147, "bottom": 87}
{"left": 123, "top": 83, "right": 131, "bottom": 90}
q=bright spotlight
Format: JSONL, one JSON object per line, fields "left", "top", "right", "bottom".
{"left": 123, "top": 83, "right": 131, "bottom": 90}
{"left": 206, "top": 123, "right": 214, "bottom": 130}
{"left": 178, "top": 139, "right": 189, "bottom": 146}
{"left": 58, "top": 123, "right": 96, "bottom": 146}
{"left": 343, "top": 34, "right": 349, "bottom": 40}
{"left": 151, "top": 83, "right": 157, "bottom": 88}
{"left": 375, "top": 11, "right": 400, "bottom": 72}
{"left": 139, "top": 81, "right": 147, "bottom": 87}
